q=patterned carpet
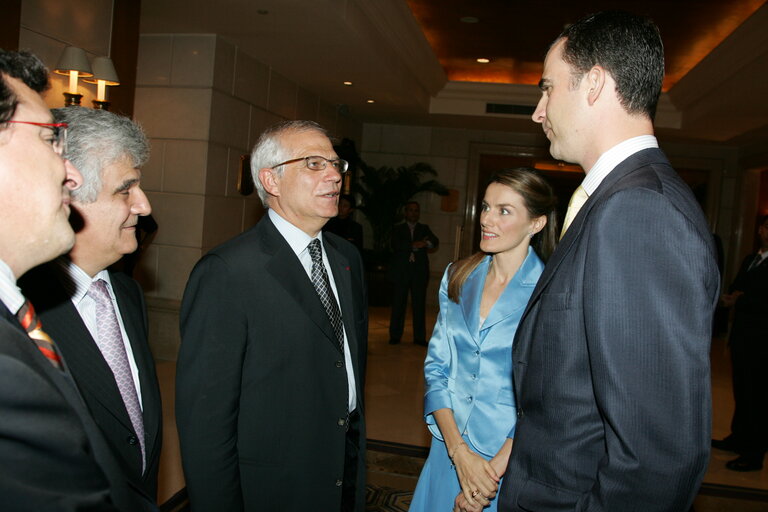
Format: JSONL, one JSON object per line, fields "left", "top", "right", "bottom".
{"left": 366, "top": 485, "right": 413, "bottom": 512}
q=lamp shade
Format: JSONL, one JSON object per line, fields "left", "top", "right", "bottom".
{"left": 83, "top": 57, "right": 120, "bottom": 86}
{"left": 53, "top": 46, "right": 93, "bottom": 77}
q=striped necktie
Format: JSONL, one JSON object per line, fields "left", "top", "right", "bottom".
{"left": 17, "top": 299, "right": 63, "bottom": 370}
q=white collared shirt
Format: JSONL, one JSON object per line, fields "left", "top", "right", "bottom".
{"left": 0, "top": 259, "right": 24, "bottom": 316}
{"left": 268, "top": 209, "right": 358, "bottom": 413}
{"left": 582, "top": 135, "right": 659, "bottom": 195}
{"left": 56, "top": 258, "right": 143, "bottom": 408}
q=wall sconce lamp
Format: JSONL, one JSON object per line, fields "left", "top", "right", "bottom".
{"left": 83, "top": 57, "right": 120, "bottom": 110}
{"left": 54, "top": 46, "right": 93, "bottom": 106}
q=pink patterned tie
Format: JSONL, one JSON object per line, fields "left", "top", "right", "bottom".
{"left": 88, "top": 279, "right": 145, "bottom": 471}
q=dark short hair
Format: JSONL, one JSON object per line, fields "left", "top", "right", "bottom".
{"left": 557, "top": 11, "right": 664, "bottom": 120}
{"left": 0, "top": 50, "right": 49, "bottom": 125}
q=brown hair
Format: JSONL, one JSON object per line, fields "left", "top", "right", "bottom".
{"left": 447, "top": 167, "right": 558, "bottom": 303}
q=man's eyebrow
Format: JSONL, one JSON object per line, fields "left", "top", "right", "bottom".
{"left": 114, "top": 178, "right": 139, "bottom": 193}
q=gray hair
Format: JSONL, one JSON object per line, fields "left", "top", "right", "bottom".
{"left": 250, "top": 120, "right": 329, "bottom": 207}
{"left": 52, "top": 107, "right": 149, "bottom": 203}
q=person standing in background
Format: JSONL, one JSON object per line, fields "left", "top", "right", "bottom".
{"left": 389, "top": 201, "right": 439, "bottom": 345}
{"left": 713, "top": 214, "right": 768, "bottom": 472}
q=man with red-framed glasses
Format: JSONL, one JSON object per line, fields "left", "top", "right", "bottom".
{"left": 0, "top": 49, "right": 157, "bottom": 511}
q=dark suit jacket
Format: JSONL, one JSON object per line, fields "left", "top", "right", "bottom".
{"left": 20, "top": 265, "right": 162, "bottom": 501}
{"left": 499, "top": 148, "right": 720, "bottom": 511}
{"left": 729, "top": 252, "right": 768, "bottom": 348}
{"left": 176, "top": 215, "right": 368, "bottom": 511}
{"left": 389, "top": 222, "right": 439, "bottom": 282}
{"left": 0, "top": 303, "right": 156, "bottom": 511}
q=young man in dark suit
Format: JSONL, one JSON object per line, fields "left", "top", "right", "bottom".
{"left": 388, "top": 200, "right": 439, "bottom": 345}
{"left": 713, "top": 214, "right": 768, "bottom": 471}
{"left": 21, "top": 107, "right": 161, "bottom": 502}
{"left": 491, "top": 12, "right": 720, "bottom": 512}
{"left": 177, "top": 120, "right": 368, "bottom": 511}
{"left": 0, "top": 50, "right": 156, "bottom": 511}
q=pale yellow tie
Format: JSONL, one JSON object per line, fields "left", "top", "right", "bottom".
{"left": 560, "top": 185, "right": 589, "bottom": 239}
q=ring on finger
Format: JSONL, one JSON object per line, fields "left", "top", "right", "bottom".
{"left": 471, "top": 489, "right": 480, "bottom": 498}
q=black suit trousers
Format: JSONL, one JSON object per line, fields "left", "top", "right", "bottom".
{"left": 389, "top": 262, "right": 428, "bottom": 343}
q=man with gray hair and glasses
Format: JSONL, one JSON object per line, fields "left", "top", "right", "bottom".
{"left": 177, "top": 120, "right": 368, "bottom": 511}
{"left": 21, "top": 106, "right": 161, "bottom": 507}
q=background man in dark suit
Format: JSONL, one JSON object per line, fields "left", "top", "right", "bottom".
{"left": 713, "top": 214, "right": 768, "bottom": 472}
{"left": 493, "top": 12, "right": 719, "bottom": 512}
{"left": 0, "top": 50, "right": 155, "bottom": 511}
{"left": 177, "top": 120, "right": 368, "bottom": 511}
{"left": 324, "top": 193, "right": 364, "bottom": 251}
{"left": 21, "top": 107, "right": 161, "bottom": 499}
{"left": 389, "top": 201, "right": 439, "bottom": 345}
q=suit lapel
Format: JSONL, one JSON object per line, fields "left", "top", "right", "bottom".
{"left": 38, "top": 295, "right": 136, "bottom": 434}
{"left": 460, "top": 257, "right": 487, "bottom": 343}
{"left": 261, "top": 218, "right": 342, "bottom": 353}
{"left": 514, "top": 149, "right": 667, "bottom": 384}
{"left": 483, "top": 249, "right": 539, "bottom": 331}
{"left": 110, "top": 273, "right": 161, "bottom": 472}
{"left": 324, "top": 236, "right": 357, "bottom": 359}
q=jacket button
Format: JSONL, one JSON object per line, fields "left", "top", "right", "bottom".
{"left": 335, "top": 479, "right": 343, "bottom": 486}
{"left": 335, "top": 361, "right": 344, "bottom": 368}
{"left": 337, "top": 418, "right": 346, "bottom": 426}
{"left": 467, "top": 395, "right": 473, "bottom": 402}
{"left": 474, "top": 350, "right": 480, "bottom": 356}
{"left": 517, "top": 409, "right": 524, "bottom": 419}
{"left": 127, "top": 435, "right": 138, "bottom": 445}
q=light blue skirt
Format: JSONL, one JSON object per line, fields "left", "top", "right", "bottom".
{"left": 410, "top": 435, "right": 502, "bottom": 512}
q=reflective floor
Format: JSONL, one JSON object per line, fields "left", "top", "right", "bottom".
{"left": 155, "top": 305, "right": 768, "bottom": 504}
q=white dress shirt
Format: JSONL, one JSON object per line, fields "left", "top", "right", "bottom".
{"left": 56, "top": 258, "right": 143, "bottom": 408}
{"left": 269, "top": 209, "right": 358, "bottom": 413}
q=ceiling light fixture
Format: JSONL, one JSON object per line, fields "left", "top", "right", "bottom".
{"left": 343, "top": 81, "right": 352, "bottom": 86}
{"left": 366, "top": 99, "right": 375, "bottom": 104}
{"left": 476, "top": 58, "right": 490, "bottom": 64}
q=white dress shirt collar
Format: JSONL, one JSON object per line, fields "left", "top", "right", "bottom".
{"left": 582, "top": 135, "right": 659, "bottom": 195}
{"left": 0, "top": 258, "right": 24, "bottom": 315}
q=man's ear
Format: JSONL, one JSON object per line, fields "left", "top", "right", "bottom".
{"left": 586, "top": 65, "right": 606, "bottom": 106}
{"left": 258, "top": 167, "right": 279, "bottom": 197}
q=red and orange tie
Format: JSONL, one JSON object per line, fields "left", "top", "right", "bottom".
{"left": 17, "top": 299, "right": 63, "bottom": 370}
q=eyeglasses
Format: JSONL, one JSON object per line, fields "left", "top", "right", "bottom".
{"left": 271, "top": 155, "right": 349, "bottom": 174}
{"left": 6, "top": 120, "right": 68, "bottom": 156}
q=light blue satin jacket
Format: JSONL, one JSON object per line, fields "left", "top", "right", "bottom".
{"left": 424, "top": 248, "right": 544, "bottom": 457}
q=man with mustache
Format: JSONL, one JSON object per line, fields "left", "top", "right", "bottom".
{"left": 21, "top": 106, "right": 161, "bottom": 504}
{"left": 177, "top": 120, "right": 368, "bottom": 511}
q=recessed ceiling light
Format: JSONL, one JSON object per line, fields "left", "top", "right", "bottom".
{"left": 343, "top": 81, "right": 352, "bottom": 86}
{"left": 366, "top": 99, "right": 375, "bottom": 104}
{"left": 476, "top": 58, "right": 490, "bottom": 64}
{"left": 460, "top": 16, "right": 479, "bottom": 23}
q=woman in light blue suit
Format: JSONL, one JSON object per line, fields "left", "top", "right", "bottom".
{"left": 410, "top": 168, "right": 557, "bottom": 512}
